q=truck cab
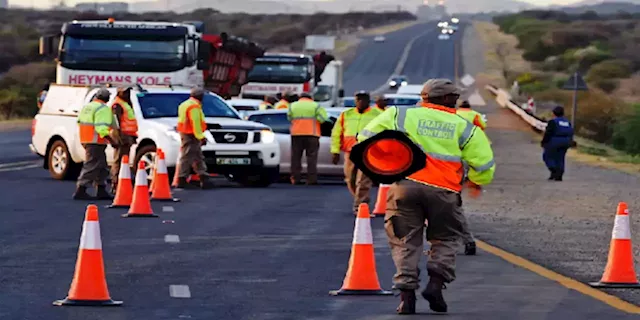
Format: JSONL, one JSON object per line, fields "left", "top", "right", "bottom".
{"left": 31, "top": 84, "right": 281, "bottom": 187}
{"left": 240, "top": 53, "right": 315, "bottom": 100}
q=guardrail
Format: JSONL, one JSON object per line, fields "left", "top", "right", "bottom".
{"left": 485, "top": 84, "right": 548, "bottom": 133}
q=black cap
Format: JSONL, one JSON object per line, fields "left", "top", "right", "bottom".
{"left": 355, "top": 90, "right": 370, "bottom": 98}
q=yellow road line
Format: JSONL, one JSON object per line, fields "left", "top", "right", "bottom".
{"left": 476, "top": 240, "right": 640, "bottom": 314}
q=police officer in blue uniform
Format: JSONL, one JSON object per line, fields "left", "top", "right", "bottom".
{"left": 541, "top": 106, "right": 574, "bottom": 181}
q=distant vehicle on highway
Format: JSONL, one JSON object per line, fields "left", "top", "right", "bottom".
{"left": 374, "top": 35, "right": 386, "bottom": 42}
{"left": 245, "top": 108, "right": 348, "bottom": 178}
{"left": 31, "top": 84, "right": 281, "bottom": 187}
{"left": 438, "top": 34, "right": 451, "bottom": 40}
{"left": 388, "top": 75, "right": 408, "bottom": 89}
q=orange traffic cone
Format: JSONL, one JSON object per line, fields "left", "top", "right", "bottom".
{"left": 152, "top": 149, "right": 180, "bottom": 202}
{"left": 53, "top": 205, "right": 122, "bottom": 306}
{"left": 122, "top": 161, "right": 158, "bottom": 218}
{"left": 172, "top": 147, "right": 181, "bottom": 188}
{"left": 590, "top": 202, "right": 640, "bottom": 288}
{"left": 107, "top": 155, "right": 133, "bottom": 208}
{"left": 330, "top": 203, "right": 392, "bottom": 296}
{"left": 372, "top": 184, "right": 390, "bottom": 216}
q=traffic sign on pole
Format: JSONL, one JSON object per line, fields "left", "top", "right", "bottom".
{"left": 562, "top": 72, "right": 588, "bottom": 129}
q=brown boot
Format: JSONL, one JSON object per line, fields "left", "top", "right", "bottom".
{"left": 396, "top": 290, "right": 416, "bottom": 315}
{"left": 422, "top": 276, "right": 448, "bottom": 313}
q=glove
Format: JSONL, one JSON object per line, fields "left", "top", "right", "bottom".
{"left": 465, "top": 181, "right": 482, "bottom": 199}
{"left": 331, "top": 153, "right": 340, "bottom": 165}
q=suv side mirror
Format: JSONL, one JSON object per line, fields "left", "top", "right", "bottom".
{"left": 39, "top": 36, "right": 54, "bottom": 56}
{"left": 338, "top": 89, "right": 344, "bottom": 98}
{"left": 197, "top": 39, "right": 211, "bottom": 70}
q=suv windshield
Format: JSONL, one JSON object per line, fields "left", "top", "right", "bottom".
{"left": 137, "top": 93, "right": 240, "bottom": 119}
{"left": 61, "top": 36, "right": 186, "bottom": 72}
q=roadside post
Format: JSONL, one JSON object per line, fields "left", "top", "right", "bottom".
{"left": 562, "top": 72, "right": 588, "bottom": 130}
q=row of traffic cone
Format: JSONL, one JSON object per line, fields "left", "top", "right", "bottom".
{"left": 109, "top": 149, "right": 179, "bottom": 218}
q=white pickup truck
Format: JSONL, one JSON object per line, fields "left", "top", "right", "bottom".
{"left": 30, "top": 84, "right": 281, "bottom": 187}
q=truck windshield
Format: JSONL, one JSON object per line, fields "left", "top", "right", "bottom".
{"left": 138, "top": 93, "right": 240, "bottom": 119}
{"left": 61, "top": 36, "right": 186, "bottom": 72}
{"left": 247, "top": 63, "right": 309, "bottom": 83}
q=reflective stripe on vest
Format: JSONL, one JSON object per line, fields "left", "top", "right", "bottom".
{"left": 289, "top": 99, "right": 322, "bottom": 137}
{"left": 339, "top": 107, "right": 382, "bottom": 152}
{"left": 177, "top": 98, "right": 207, "bottom": 135}
{"left": 78, "top": 101, "right": 111, "bottom": 144}
{"left": 112, "top": 97, "right": 138, "bottom": 136}
{"left": 395, "top": 103, "right": 476, "bottom": 192}
{"left": 275, "top": 100, "right": 289, "bottom": 110}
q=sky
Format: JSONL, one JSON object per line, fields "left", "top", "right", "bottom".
{"left": 12, "top": 0, "right": 591, "bottom": 10}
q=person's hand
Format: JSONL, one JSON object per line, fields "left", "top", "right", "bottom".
{"left": 465, "top": 181, "right": 482, "bottom": 198}
{"left": 331, "top": 153, "right": 340, "bottom": 165}
{"left": 105, "top": 136, "right": 118, "bottom": 147}
{"left": 200, "top": 138, "right": 207, "bottom": 146}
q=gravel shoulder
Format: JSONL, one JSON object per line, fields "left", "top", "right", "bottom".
{"left": 461, "top": 23, "right": 640, "bottom": 306}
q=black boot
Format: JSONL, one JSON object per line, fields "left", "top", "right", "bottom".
{"left": 72, "top": 186, "right": 94, "bottom": 200}
{"left": 200, "top": 175, "right": 215, "bottom": 190}
{"left": 465, "top": 241, "right": 477, "bottom": 255}
{"left": 96, "top": 186, "right": 114, "bottom": 200}
{"left": 176, "top": 177, "right": 196, "bottom": 189}
{"left": 554, "top": 170, "right": 563, "bottom": 181}
{"left": 422, "top": 276, "right": 448, "bottom": 313}
{"left": 548, "top": 169, "right": 556, "bottom": 180}
{"left": 396, "top": 289, "right": 416, "bottom": 315}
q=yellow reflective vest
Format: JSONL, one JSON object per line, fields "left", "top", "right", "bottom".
{"left": 275, "top": 100, "right": 289, "bottom": 110}
{"left": 287, "top": 98, "right": 328, "bottom": 137}
{"left": 331, "top": 107, "right": 382, "bottom": 154}
{"left": 177, "top": 98, "right": 207, "bottom": 140}
{"left": 358, "top": 102, "right": 495, "bottom": 192}
{"left": 77, "top": 100, "right": 113, "bottom": 145}
{"left": 457, "top": 108, "right": 486, "bottom": 130}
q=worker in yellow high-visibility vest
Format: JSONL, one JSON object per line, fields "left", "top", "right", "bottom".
{"left": 457, "top": 100, "right": 486, "bottom": 130}
{"left": 357, "top": 79, "right": 495, "bottom": 315}
{"left": 330, "top": 91, "right": 382, "bottom": 215}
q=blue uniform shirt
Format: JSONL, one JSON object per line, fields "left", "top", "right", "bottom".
{"left": 541, "top": 117, "right": 574, "bottom": 149}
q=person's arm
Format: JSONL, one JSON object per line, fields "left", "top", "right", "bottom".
{"left": 286, "top": 105, "right": 293, "bottom": 121}
{"left": 357, "top": 107, "right": 399, "bottom": 143}
{"left": 316, "top": 106, "right": 328, "bottom": 123}
{"left": 94, "top": 104, "right": 114, "bottom": 139}
{"left": 461, "top": 127, "right": 495, "bottom": 186}
{"left": 541, "top": 120, "right": 556, "bottom": 146}
{"left": 330, "top": 113, "right": 345, "bottom": 154}
{"left": 190, "top": 107, "right": 205, "bottom": 140}
{"left": 473, "top": 113, "right": 487, "bottom": 130}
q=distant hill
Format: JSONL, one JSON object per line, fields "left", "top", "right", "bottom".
{"left": 549, "top": 1, "right": 640, "bottom": 14}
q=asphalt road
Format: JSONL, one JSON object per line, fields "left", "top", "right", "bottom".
{"left": 0, "top": 129, "right": 37, "bottom": 164}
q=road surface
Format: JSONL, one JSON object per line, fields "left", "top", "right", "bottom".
{"left": 0, "top": 22, "right": 639, "bottom": 319}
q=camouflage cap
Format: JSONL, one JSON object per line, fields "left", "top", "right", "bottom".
{"left": 421, "top": 78, "right": 460, "bottom": 98}
{"left": 94, "top": 87, "right": 111, "bottom": 101}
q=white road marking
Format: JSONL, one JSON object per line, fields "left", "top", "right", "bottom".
{"left": 164, "top": 234, "right": 180, "bottom": 243}
{"left": 0, "top": 163, "right": 40, "bottom": 172}
{"left": 162, "top": 206, "right": 175, "bottom": 212}
{"left": 208, "top": 278, "right": 277, "bottom": 283}
{"left": 169, "top": 285, "right": 191, "bottom": 298}
{"left": 0, "top": 160, "right": 39, "bottom": 168}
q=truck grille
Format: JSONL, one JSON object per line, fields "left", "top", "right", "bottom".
{"left": 210, "top": 131, "right": 248, "bottom": 144}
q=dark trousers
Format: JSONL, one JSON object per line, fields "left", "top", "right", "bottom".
{"left": 178, "top": 134, "right": 208, "bottom": 178}
{"left": 290, "top": 135, "right": 320, "bottom": 184}
{"left": 77, "top": 144, "right": 109, "bottom": 189}
{"left": 543, "top": 147, "right": 568, "bottom": 178}
{"left": 110, "top": 135, "right": 135, "bottom": 189}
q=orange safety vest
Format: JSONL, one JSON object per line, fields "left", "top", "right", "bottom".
{"left": 176, "top": 97, "right": 207, "bottom": 135}
{"left": 78, "top": 99, "right": 112, "bottom": 145}
{"left": 111, "top": 97, "right": 138, "bottom": 136}
{"left": 288, "top": 98, "right": 327, "bottom": 137}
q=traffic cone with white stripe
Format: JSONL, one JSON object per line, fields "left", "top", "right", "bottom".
{"left": 330, "top": 203, "right": 392, "bottom": 296}
{"left": 53, "top": 205, "right": 122, "bottom": 306}
{"left": 107, "top": 155, "right": 133, "bottom": 208}
{"left": 590, "top": 202, "right": 640, "bottom": 288}
{"left": 152, "top": 149, "right": 180, "bottom": 202}
{"left": 372, "top": 184, "right": 390, "bottom": 216}
{"left": 171, "top": 147, "right": 181, "bottom": 188}
{"left": 122, "top": 161, "right": 158, "bottom": 218}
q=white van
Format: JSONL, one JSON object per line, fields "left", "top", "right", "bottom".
{"left": 30, "top": 84, "right": 281, "bottom": 187}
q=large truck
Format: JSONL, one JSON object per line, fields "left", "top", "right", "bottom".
{"left": 239, "top": 53, "right": 316, "bottom": 100}
{"left": 314, "top": 60, "right": 344, "bottom": 108}
{"left": 39, "top": 18, "right": 264, "bottom": 97}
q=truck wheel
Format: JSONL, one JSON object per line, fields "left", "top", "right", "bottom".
{"left": 48, "top": 139, "right": 80, "bottom": 180}
{"left": 236, "top": 173, "right": 273, "bottom": 188}
{"left": 134, "top": 144, "right": 157, "bottom": 183}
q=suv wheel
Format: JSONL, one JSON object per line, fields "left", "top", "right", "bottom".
{"left": 48, "top": 140, "right": 80, "bottom": 180}
{"left": 134, "top": 144, "right": 157, "bottom": 183}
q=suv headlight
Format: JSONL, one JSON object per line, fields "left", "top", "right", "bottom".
{"left": 260, "top": 130, "right": 275, "bottom": 144}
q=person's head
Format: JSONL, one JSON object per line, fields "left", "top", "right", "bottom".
{"left": 320, "top": 51, "right": 326, "bottom": 57}
{"left": 355, "top": 91, "right": 371, "bottom": 111}
{"left": 300, "top": 92, "right": 313, "bottom": 100}
{"left": 263, "top": 95, "right": 270, "bottom": 102}
{"left": 288, "top": 94, "right": 299, "bottom": 102}
{"left": 94, "top": 87, "right": 111, "bottom": 103}
{"left": 374, "top": 95, "right": 387, "bottom": 109}
{"left": 276, "top": 92, "right": 283, "bottom": 100}
{"left": 552, "top": 106, "right": 564, "bottom": 118}
{"left": 116, "top": 86, "right": 132, "bottom": 103}
{"left": 266, "top": 96, "right": 278, "bottom": 105}
{"left": 459, "top": 100, "right": 471, "bottom": 109}
{"left": 420, "top": 78, "right": 460, "bottom": 108}
{"left": 190, "top": 87, "right": 205, "bottom": 102}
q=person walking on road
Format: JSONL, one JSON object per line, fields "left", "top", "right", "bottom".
{"left": 176, "top": 87, "right": 214, "bottom": 190}
{"left": 288, "top": 92, "right": 328, "bottom": 185}
{"left": 374, "top": 95, "right": 388, "bottom": 111}
{"left": 541, "top": 106, "right": 574, "bottom": 181}
{"left": 73, "top": 88, "right": 117, "bottom": 200}
{"left": 330, "top": 91, "right": 382, "bottom": 215}
{"left": 357, "top": 79, "right": 495, "bottom": 314}
{"left": 109, "top": 86, "right": 138, "bottom": 192}
{"left": 456, "top": 100, "right": 486, "bottom": 130}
